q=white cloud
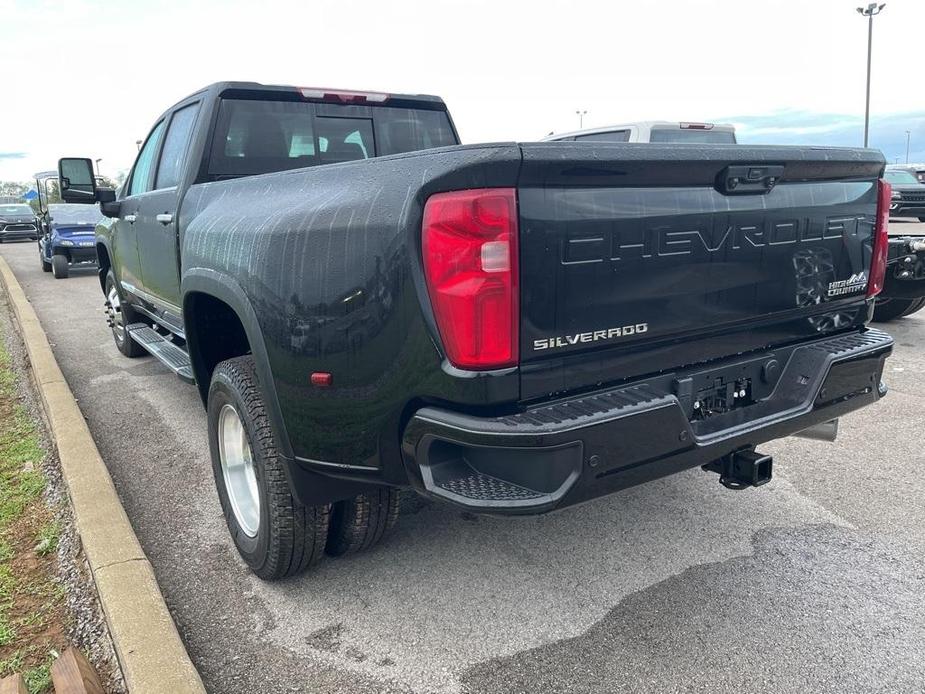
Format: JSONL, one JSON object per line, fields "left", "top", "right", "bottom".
{"left": 2, "top": 0, "right": 924, "bottom": 182}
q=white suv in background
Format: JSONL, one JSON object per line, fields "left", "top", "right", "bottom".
{"left": 543, "top": 121, "right": 737, "bottom": 144}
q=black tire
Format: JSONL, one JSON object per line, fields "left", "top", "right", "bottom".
{"left": 104, "top": 271, "right": 146, "bottom": 357}
{"left": 918, "top": 216, "right": 925, "bottom": 222}
{"left": 326, "top": 487, "right": 401, "bottom": 557}
{"left": 873, "top": 296, "right": 925, "bottom": 322}
{"left": 208, "top": 356, "right": 330, "bottom": 580}
{"left": 51, "top": 254, "right": 68, "bottom": 279}
{"left": 40, "top": 251, "right": 51, "bottom": 273}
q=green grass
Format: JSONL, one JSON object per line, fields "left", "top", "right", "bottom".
{"left": 24, "top": 662, "right": 53, "bottom": 693}
{"left": 0, "top": 319, "right": 64, "bottom": 692}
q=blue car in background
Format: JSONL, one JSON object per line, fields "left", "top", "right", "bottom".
{"left": 38, "top": 203, "right": 101, "bottom": 278}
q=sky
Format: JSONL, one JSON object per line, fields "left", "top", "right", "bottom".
{"left": 2, "top": 0, "right": 924, "bottom": 183}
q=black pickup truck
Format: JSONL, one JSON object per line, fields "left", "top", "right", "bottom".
{"left": 59, "top": 81, "right": 894, "bottom": 580}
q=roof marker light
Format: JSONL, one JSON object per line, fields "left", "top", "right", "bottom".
{"left": 299, "top": 88, "right": 389, "bottom": 104}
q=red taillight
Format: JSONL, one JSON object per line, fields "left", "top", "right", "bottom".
{"left": 868, "top": 179, "right": 891, "bottom": 297}
{"left": 422, "top": 188, "right": 518, "bottom": 370}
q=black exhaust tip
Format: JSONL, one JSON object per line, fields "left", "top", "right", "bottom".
{"left": 702, "top": 449, "right": 773, "bottom": 490}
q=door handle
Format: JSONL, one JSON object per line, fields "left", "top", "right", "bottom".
{"left": 124, "top": 214, "right": 137, "bottom": 223}
{"left": 156, "top": 213, "right": 173, "bottom": 225}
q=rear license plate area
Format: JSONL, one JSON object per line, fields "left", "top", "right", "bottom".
{"left": 673, "top": 353, "right": 782, "bottom": 422}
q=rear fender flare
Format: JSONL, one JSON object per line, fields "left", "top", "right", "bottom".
{"left": 181, "top": 268, "right": 294, "bottom": 460}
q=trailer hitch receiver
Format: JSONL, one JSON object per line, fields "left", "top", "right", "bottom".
{"left": 702, "top": 449, "right": 773, "bottom": 490}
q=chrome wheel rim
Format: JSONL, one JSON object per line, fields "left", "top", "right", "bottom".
{"left": 106, "top": 286, "right": 125, "bottom": 342}
{"left": 218, "top": 404, "right": 260, "bottom": 537}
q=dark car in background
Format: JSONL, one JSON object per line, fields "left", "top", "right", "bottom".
{"left": 38, "top": 203, "right": 102, "bottom": 278}
{"left": 0, "top": 203, "right": 39, "bottom": 242}
{"left": 884, "top": 168, "right": 925, "bottom": 221}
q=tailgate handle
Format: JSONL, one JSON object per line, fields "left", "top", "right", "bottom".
{"left": 717, "top": 164, "right": 785, "bottom": 195}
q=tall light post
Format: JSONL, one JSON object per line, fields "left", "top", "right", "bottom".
{"left": 856, "top": 3, "right": 885, "bottom": 148}
{"left": 94, "top": 158, "right": 102, "bottom": 176}
{"left": 905, "top": 130, "right": 911, "bottom": 163}
{"left": 575, "top": 110, "right": 587, "bottom": 129}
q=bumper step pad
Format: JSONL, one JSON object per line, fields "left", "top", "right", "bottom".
{"left": 439, "top": 470, "right": 545, "bottom": 503}
{"left": 126, "top": 323, "right": 194, "bottom": 383}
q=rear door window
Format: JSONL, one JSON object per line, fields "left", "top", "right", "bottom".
{"left": 155, "top": 103, "right": 200, "bottom": 189}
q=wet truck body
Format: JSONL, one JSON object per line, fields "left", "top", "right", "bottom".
{"left": 179, "top": 142, "right": 893, "bottom": 510}
{"left": 62, "top": 82, "right": 892, "bottom": 578}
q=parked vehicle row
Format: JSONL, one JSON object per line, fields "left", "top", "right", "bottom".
{"left": 51, "top": 81, "right": 896, "bottom": 581}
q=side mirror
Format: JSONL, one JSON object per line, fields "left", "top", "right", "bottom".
{"left": 98, "top": 188, "right": 120, "bottom": 218}
{"left": 57, "top": 158, "right": 97, "bottom": 204}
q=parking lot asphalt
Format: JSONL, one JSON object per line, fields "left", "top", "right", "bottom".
{"left": 1, "top": 231, "right": 924, "bottom": 694}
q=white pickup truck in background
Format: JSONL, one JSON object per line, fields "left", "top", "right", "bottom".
{"left": 542, "top": 120, "right": 737, "bottom": 144}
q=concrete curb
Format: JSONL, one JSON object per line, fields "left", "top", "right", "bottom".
{"left": 0, "top": 257, "right": 206, "bottom": 694}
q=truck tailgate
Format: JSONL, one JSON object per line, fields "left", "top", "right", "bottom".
{"left": 517, "top": 143, "right": 885, "bottom": 400}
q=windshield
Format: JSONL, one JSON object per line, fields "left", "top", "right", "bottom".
{"left": 649, "top": 128, "right": 736, "bottom": 144}
{"left": 47, "top": 204, "right": 103, "bottom": 225}
{"left": 0, "top": 204, "right": 33, "bottom": 217}
{"left": 885, "top": 170, "right": 920, "bottom": 185}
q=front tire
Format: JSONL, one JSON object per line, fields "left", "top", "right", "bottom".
{"left": 873, "top": 296, "right": 925, "bottom": 322}
{"left": 40, "top": 251, "right": 51, "bottom": 272}
{"left": 105, "top": 271, "right": 145, "bottom": 357}
{"left": 51, "top": 254, "right": 68, "bottom": 279}
{"left": 326, "top": 488, "right": 400, "bottom": 557}
{"left": 208, "top": 356, "right": 330, "bottom": 580}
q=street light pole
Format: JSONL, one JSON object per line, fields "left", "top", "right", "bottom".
{"left": 575, "top": 110, "right": 587, "bottom": 129}
{"left": 905, "top": 130, "right": 911, "bottom": 163}
{"left": 856, "top": 3, "right": 885, "bottom": 148}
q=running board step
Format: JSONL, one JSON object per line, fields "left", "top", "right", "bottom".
{"left": 126, "top": 323, "right": 195, "bottom": 384}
